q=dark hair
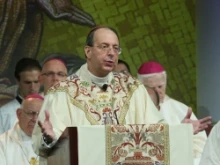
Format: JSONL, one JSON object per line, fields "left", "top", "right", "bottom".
{"left": 14, "top": 58, "right": 42, "bottom": 81}
{"left": 118, "top": 59, "right": 131, "bottom": 73}
{"left": 85, "top": 25, "right": 119, "bottom": 46}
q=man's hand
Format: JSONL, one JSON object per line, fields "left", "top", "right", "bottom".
{"left": 38, "top": 110, "right": 56, "bottom": 142}
{"left": 182, "top": 108, "right": 212, "bottom": 134}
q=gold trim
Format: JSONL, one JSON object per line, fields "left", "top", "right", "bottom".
{"left": 47, "top": 75, "right": 142, "bottom": 126}
{"left": 119, "top": 80, "right": 141, "bottom": 124}
{"left": 105, "top": 125, "right": 111, "bottom": 165}
{"left": 29, "top": 157, "right": 39, "bottom": 165}
{"left": 47, "top": 84, "right": 99, "bottom": 125}
{"left": 164, "top": 124, "right": 170, "bottom": 165}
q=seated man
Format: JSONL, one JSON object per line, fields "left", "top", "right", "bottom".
{"left": 200, "top": 121, "right": 220, "bottom": 165}
{"left": 137, "top": 61, "right": 211, "bottom": 165}
{"left": 0, "top": 94, "right": 46, "bottom": 165}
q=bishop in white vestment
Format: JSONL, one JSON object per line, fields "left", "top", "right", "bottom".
{"left": 32, "top": 63, "right": 164, "bottom": 156}
{"left": 137, "top": 61, "right": 210, "bottom": 165}
{"left": 33, "top": 27, "right": 211, "bottom": 163}
{"left": 0, "top": 94, "right": 45, "bottom": 165}
{"left": 0, "top": 123, "right": 42, "bottom": 165}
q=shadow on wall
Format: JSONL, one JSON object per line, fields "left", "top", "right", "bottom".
{"left": 198, "top": 106, "right": 210, "bottom": 119}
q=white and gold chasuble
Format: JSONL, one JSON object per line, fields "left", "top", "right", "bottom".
{"left": 32, "top": 64, "right": 163, "bottom": 157}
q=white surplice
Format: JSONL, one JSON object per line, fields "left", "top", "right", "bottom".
{"left": 200, "top": 121, "right": 220, "bottom": 165}
{"left": 0, "top": 123, "right": 46, "bottom": 165}
{"left": 160, "top": 95, "right": 207, "bottom": 165}
{"left": 0, "top": 98, "right": 21, "bottom": 134}
{"left": 32, "top": 64, "right": 164, "bottom": 158}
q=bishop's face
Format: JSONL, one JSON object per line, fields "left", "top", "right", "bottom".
{"left": 84, "top": 28, "right": 120, "bottom": 77}
{"left": 142, "top": 73, "right": 167, "bottom": 103}
{"left": 17, "top": 98, "right": 43, "bottom": 136}
{"left": 40, "top": 59, "right": 67, "bottom": 94}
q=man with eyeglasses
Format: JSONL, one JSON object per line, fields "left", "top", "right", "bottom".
{"left": 137, "top": 61, "right": 212, "bottom": 165}
{"left": 0, "top": 94, "right": 47, "bottom": 165}
{"left": 0, "top": 58, "right": 42, "bottom": 135}
{"left": 114, "top": 59, "right": 131, "bottom": 76}
{"left": 40, "top": 58, "right": 68, "bottom": 95}
{"left": 32, "top": 26, "right": 164, "bottom": 158}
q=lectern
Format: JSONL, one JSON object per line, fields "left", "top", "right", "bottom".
{"left": 47, "top": 124, "right": 194, "bottom": 165}
{"left": 47, "top": 127, "right": 78, "bottom": 165}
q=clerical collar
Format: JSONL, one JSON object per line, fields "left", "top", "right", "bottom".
{"left": 20, "top": 129, "right": 31, "bottom": 141}
{"left": 15, "top": 95, "right": 23, "bottom": 104}
{"left": 88, "top": 70, "right": 109, "bottom": 86}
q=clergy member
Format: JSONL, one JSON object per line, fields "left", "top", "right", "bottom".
{"left": 40, "top": 57, "right": 68, "bottom": 95}
{"left": 137, "top": 61, "right": 211, "bottom": 165}
{"left": 32, "top": 26, "right": 164, "bottom": 158}
{"left": 0, "top": 94, "right": 46, "bottom": 165}
{"left": 32, "top": 26, "right": 211, "bottom": 163}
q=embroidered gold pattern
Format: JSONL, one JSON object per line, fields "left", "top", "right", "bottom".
{"left": 47, "top": 73, "right": 140, "bottom": 125}
{"left": 29, "top": 157, "right": 38, "bottom": 165}
{"left": 106, "top": 125, "right": 112, "bottom": 165}
{"left": 106, "top": 124, "right": 170, "bottom": 165}
{"left": 164, "top": 124, "right": 170, "bottom": 165}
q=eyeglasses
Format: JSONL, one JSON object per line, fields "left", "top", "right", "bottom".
{"left": 42, "top": 72, "right": 67, "bottom": 78}
{"left": 90, "top": 44, "right": 122, "bottom": 55}
{"left": 120, "top": 70, "right": 130, "bottom": 75}
{"left": 23, "top": 110, "right": 39, "bottom": 119}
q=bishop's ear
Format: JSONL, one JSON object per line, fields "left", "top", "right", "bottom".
{"left": 16, "top": 108, "right": 22, "bottom": 120}
{"left": 84, "top": 46, "right": 92, "bottom": 59}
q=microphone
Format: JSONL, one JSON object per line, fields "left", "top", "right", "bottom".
{"left": 114, "top": 111, "right": 120, "bottom": 124}
{"left": 101, "top": 84, "right": 108, "bottom": 91}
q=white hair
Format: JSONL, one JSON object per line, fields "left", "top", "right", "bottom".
{"left": 137, "top": 71, "right": 167, "bottom": 83}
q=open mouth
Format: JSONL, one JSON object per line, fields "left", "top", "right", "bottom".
{"left": 105, "top": 60, "right": 114, "bottom": 66}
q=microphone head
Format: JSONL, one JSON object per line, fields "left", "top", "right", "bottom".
{"left": 102, "top": 84, "right": 108, "bottom": 91}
